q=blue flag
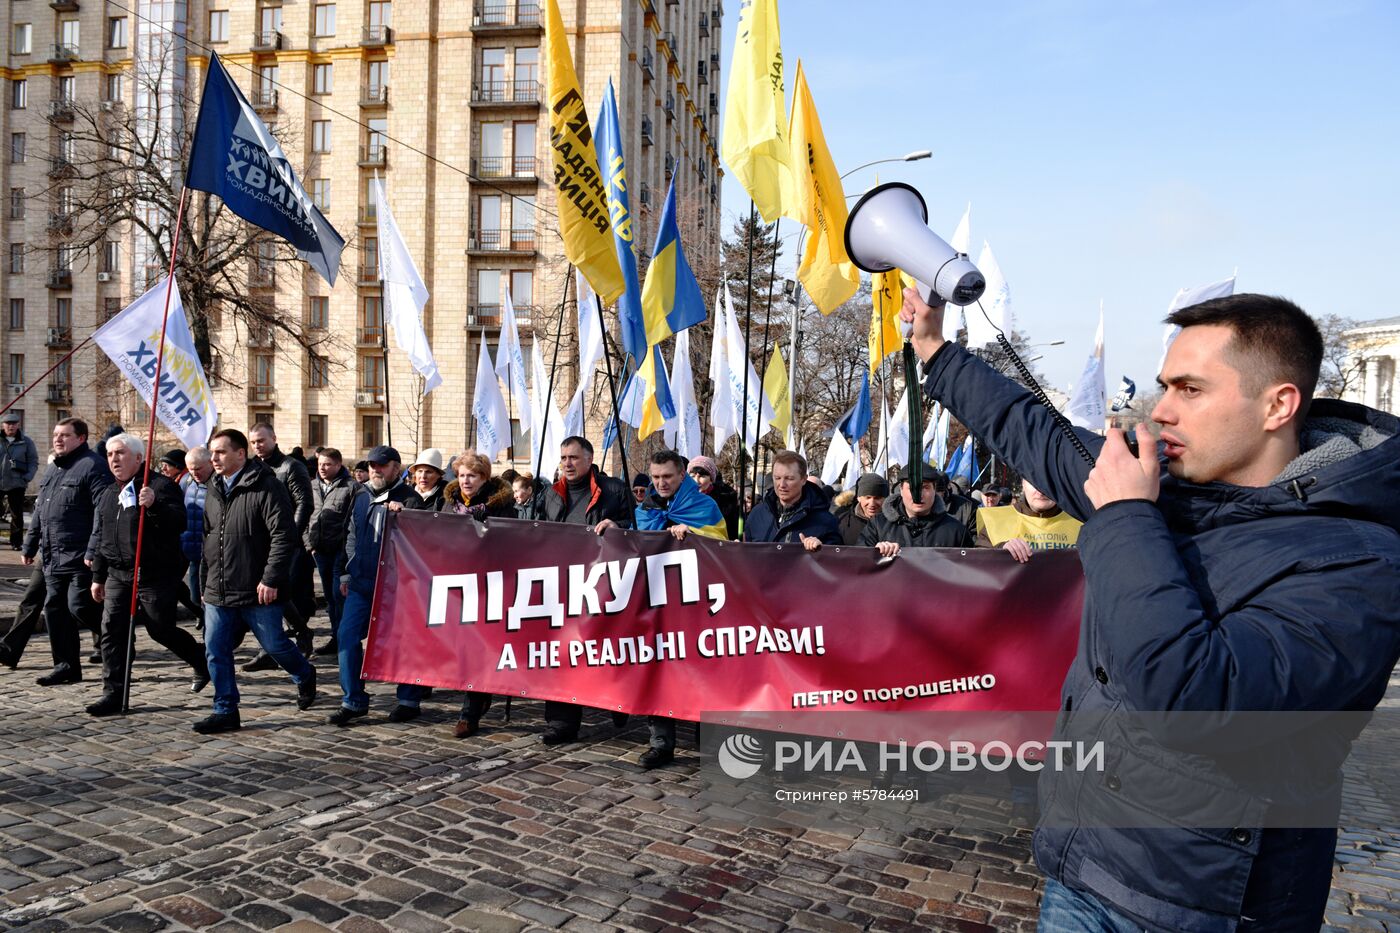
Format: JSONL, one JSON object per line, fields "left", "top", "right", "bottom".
{"left": 187, "top": 53, "right": 345, "bottom": 286}
{"left": 1111, "top": 375, "right": 1137, "bottom": 412}
{"left": 595, "top": 80, "right": 648, "bottom": 368}
{"left": 836, "top": 369, "right": 873, "bottom": 443}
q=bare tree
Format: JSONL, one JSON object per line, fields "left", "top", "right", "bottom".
{"left": 1314, "top": 313, "right": 1371, "bottom": 400}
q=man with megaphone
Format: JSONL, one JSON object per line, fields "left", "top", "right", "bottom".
{"left": 896, "top": 282, "right": 1400, "bottom": 932}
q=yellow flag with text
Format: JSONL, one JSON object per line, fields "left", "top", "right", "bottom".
{"left": 785, "top": 61, "right": 859, "bottom": 314}
{"left": 544, "top": 0, "right": 624, "bottom": 304}
{"left": 763, "top": 343, "right": 791, "bottom": 437}
{"left": 721, "top": 0, "right": 793, "bottom": 222}
{"left": 868, "top": 268, "right": 904, "bottom": 375}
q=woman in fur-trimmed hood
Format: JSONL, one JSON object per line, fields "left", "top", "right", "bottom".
{"left": 442, "top": 451, "right": 517, "bottom": 520}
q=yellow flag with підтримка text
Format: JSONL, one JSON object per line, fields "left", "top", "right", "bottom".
{"left": 785, "top": 60, "right": 860, "bottom": 315}
{"left": 721, "top": 0, "right": 793, "bottom": 223}
{"left": 762, "top": 343, "right": 791, "bottom": 438}
{"left": 544, "top": 0, "right": 624, "bottom": 304}
{"left": 869, "top": 267, "right": 905, "bottom": 376}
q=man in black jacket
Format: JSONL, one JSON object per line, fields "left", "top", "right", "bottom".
{"left": 307, "top": 447, "right": 361, "bottom": 657}
{"left": 196, "top": 428, "right": 316, "bottom": 734}
{"left": 86, "top": 434, "right": 209, "bottom": 716}
{"left": 859, "top": 465, "right": 973, "bottom": 556}
{"left": 0, "top": 411, "right": 38, "bottom": 550}
{"left": 22, "top": 417, "right": 111, "bottom": 685}
{"left": 538, "top": 435, "right": 632, "bottom": 744}
{"left": 245, "top": 423, "right": 315, "bottom": 666}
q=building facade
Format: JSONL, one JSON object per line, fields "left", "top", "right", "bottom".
{"left": 0, "top": 0, "right": 724, "bottom": 466}
{"left": 1342, "top": 316, "right": 1399, "bottom": 415}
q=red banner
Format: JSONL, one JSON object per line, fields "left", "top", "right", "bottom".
{"left": 363, "top": 512, "right": 1083, "bottom": 721}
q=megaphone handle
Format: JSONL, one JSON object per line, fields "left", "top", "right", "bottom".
{"left": 903, "top": 341, "right": 923, "bottom": 503}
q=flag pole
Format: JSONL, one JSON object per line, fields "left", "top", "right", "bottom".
{"left": 0, "top": 336, "right": 96, "bottom": 418}
{"left": 534, "top": 265, "right": 574, "bottom": 478}
{"left": 122, "top": 184, "right": 192, "bottom": 714}
{"left": 594, "top": 295, "right": 630, "bottom": 487}
{"left": 468, "top": 329, "right": 479, "bottom": 449}
{"left": 378, "top": 304, "right": 393, "bottom": 450}
{"left": 750, "top": 218, "right": 780, "bottom": 500}
{"left": 737, "top": 201, "right": 757, "bottom": 514}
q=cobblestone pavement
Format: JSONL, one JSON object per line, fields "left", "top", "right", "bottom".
{"left": 0, "top": 554, "right": 1394, "bottom": 931}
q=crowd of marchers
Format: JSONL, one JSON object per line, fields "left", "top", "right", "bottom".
{"left": 0, "top": 411, "right": 1080, "bottom": 770}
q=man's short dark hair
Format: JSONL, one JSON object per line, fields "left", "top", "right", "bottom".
{"left": 649, "top": 449, "right": 685, "bottom": 472}
{"left": 560, "top": 435, "right": 593, "bottom": 457}
{"left": 55, "top": 416, "right": 88, "bottom": 439}
{"left": 211, "top": 428, "right": 249, "bottom": 452}
{"left": 772, "top": 449, "right": 807, "bottom": 475}
{"left": 1165, "top": 293, "right": 1323, "bottom": 415}
{"left": 319, "top": 447, "right": 343, "bottom": 463}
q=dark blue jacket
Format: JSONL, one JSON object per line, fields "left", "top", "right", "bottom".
{"left": 24, "top": 445, "right": 112, "bottom": 574}
{"left": 923, "top": 341, "right": 1400, "bottom": 933}
{"left": 343, "top": 478, "right": 412, "bottom": 597}
{"left": 0, "top": 430, "right": 38, "bottom": 492}
{"left": 742, "top": 483, "right": 842, "bottom": 545}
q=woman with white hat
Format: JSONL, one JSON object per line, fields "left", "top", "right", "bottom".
{"left": 404, "top": 448, "right": 448, "bottom": 511}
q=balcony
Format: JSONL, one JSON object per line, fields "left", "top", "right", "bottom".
{"left": 640, "top": 116, "right": 653, "bottom": 146}
{"left": 45, "top": 327, "right": 72, "bottom": 348}
{"left": 47, "top": 383, "right": 73, "bottom": 405}
{"left": 51, "top": 0, "right": 81, "bottom": 9}
{"left": 355, "top": 389, "right": 385, "bottom": 407}
{"left": 709, "top": 92, "right": 718, "bottom": 114}
{"left": 358, "top": 144, "right": 387, "bottom": 167}
{"left": 470, "top": 80, "right": 542, "bottom": 106}
{"left": 246, "top": 326, "right": 274, "bottom": 347}
{"left": 697, "top": 61, "right": 708, "bottom": 85}
{"left": 640, "top": 49, "right": 654, "bottom": 81}
{"left": 357, "top": 325, "right": 384, "bottom": 346}
{"left": 251, "top": 88, "right": 278, "bottom": 112}
{"left": 467, "top": 303, "right": 500, "bottom": 328}
{"left": 638, "top": 182, "right": 651, "bottom": 208}
{"left": 698, "top": 12, "right": 710, "bottom": 36}
{"left": 664, "top": 93, "right": 675, "bottom": 120}
{"left": 46, "top": 269, "right": 72, "bottom": 289}
{"left": 472, "top": 155, "right": 537, "bottom": 180}
{"left": 472, "top": 3, "right": 542, "bottom": 32}
{"left": 661, "top": 32, "right": 676, "bottom": 60}
{"left": 46, "top": 212, "right": 74, "bottom": 235}
{"left": 46, "top": 100, "right": 76, "bottom": 123}
{"left": 249, "top": 267, "right": 276, "bottom": 290}
{"left": 47, "top": 157, "right": 76, "bottom": 178}
{"left": 358, "top": 264, "right": 380, "bottom": 285}
{"left": 360, "top": 84, "right": 389, "bottom": 106}
{"left": 252, "top": 31, "right": 283, "bottom": 52}
{"left": 358, "top": 207, "right": 379, "bottom": 226}
{"left": 360, "top": 25, "right": 393, "bottom": 46}
{"left": 247, "top": 385, "right": 275, "bottom": 404}
{"left": 466, "top": 228, "right": 536, "bottom": 254}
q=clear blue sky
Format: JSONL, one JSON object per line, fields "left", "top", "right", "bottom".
{"left": 718, "top": 0, "right": 1400, "bottom": 395}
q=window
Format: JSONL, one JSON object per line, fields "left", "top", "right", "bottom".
{"left": 367, "top": 60, "right": 389, "bottom": 94}
{"left": 313, "top": 63, "right": 333, "bottom": 95}
{"left": 362, "top": 178, "right": 378, "bottom": 219}
{"left": 361, "top": 414, "right": 383, "bottom": 450}
{"left": 8, "top": 189, "right": 21, "bottom": 221}
{"left": 57, "top": 76, "right": 75, "bottom": 103}
{"left": 9, "top": 244, "right": 23, "bottom": 274}
{"left": 309, "top": 296, "right": 329, "bottom": 329}
{"left": 367, "top": 118, "right": 386, "bottom": 157}
{"left": 102, "top": 297, "right": 121, "bottom": 322}
{"left": 254, "top": 240, "right": 276, "bottom": 284}
{"left": 12, "top": 24, "right": 31, "bottom": 56}
{"left": 314, "top": 4, "right": 336, "bottom": 36}
{"left": 60, "top": 20, "right": 79, "bottom": 52}
{"left": 359, "top": 354, "right": 384, "bottom": 389}
{"left": 57, "top": 186, "right": 75, "bottom": 214}
{"left": 512, "top": 122, "right": 535, "bottom": 174}
{"left": 7, "top": 355, "right": 23, "bottom": 385}
{"left": 510, "top": 270, "right": 533, "bottom": 306}
{"left": 209, "top": 10, "right": 229, "bottom": 43}
{"left": 481, "top": 48, "right": 505, "bottom": 97}
{"left": 10, "top": 80, "right": 26, "bottom": 110}
{"left": 253, "top": 353, "right": 274, "bottom": 387}
{"left": 308, "top": 354, "right": 330, "bottom": 388}
{"left": 514, "top": 47, "right": 539, "bottom": 87}
{"left": 56, "top": 246, "right": 73, "bottom": 271}
{"left": 361, "top": 237, "right": 378, "bottom": 277}
{"left": 477, "top": 195, "right": 501, "bottom": 247}
{"left": 107, "top": 17, "right": 127, "bottom": 49}
{"left": 258, "top": 65, "right": 279, "bottom": 100}
{"left": 479, "top": 122, "right": 503, "bottom": 174}
{"left": 102, "top": 242, "right": 119, "bottom": 274}
{"left": 58, "top": 134, "right": 75, "bottom": 163}
{"left": 104, "top": 73, "right": 124, "bottom": 102}
{"left": 52, "top": 297, "right": 71, "bottom": 328}
{"left": 312, "top": 119, "right": 331, "bottom": 153}
{"left": 312, "top": 178, "right": 330, "bottom": 211}
{"left": 9, "top": 134, "right": 24, "bottom": 164}
{"left": 477, "top": 269, "right": 501, "bottom": 310}
{"left": 259, "top": 6, "right": 283, "bottom": 37}
{"left": 307, "top": 414, "right": 328, "bottom": 448}
{"left": 368, "top": 1, "right": 392, "bottom": 28}
{"left": 360, "top": 297, "right": 383, "bottom": 341}
{"left": 511, "top": 195, "right": 535, "bottom": 246}
{"left": 8, "top": 299, "right": 24, "bottom": 331}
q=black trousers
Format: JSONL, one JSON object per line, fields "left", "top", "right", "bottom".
{"left": 100, "top": 576, "right": 207, "bottom": 702}
{"left": 44, "top": 570, "right": 101, "bottom": 674}
{"left": 0, "top": 567, "right": 46, "bottom": 661}
{"left": 544, "top": 700, "right": 582, "bottom": 730}
{"left": 459, "top": 691, "right": 493, "bottom": 722}
{"left": 2, "top": 488, "right": 24, "bottom": 548}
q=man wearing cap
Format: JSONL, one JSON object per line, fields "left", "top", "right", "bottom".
{"left": 0, "top": 411, "right": 38, "bottom": 550}
{"left": 687, "top": 455, "right": 740, "bottom": 540}
{"left": 860, "top": 465, "right": 973, "bottom": 556}
{"left": 630, "top": 473, "right": 649, "bottom": 506}
{"left": 246, "top": 423, "right": 316, "bottom": 665}
{"left": 158, "top": 449, "right": 191, "bottom": 491}
{"left": 328, "top": 445, "right": 416, "bottom": 726}
{"left": 841, "top": 474, "right": 889, "bottom": 545}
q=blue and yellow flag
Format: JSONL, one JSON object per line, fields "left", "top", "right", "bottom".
{"left": 595, "top": 79, "right": 648, "bottom": 368}
{"left": 635, "top": 474, "right": 727, "bottom": 540}
{"left": 640, "top": 177, "right": 707, "bottom": 347}
{"left": 617, "top": 343, "right": 675, "bottom": 440}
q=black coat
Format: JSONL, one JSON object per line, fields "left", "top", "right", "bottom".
{"left": 742, "top": 484, "right": 842, "bottom": 545}
{"left": 706, "top": 479, "right": 741, "bottom": 540}
{"left": 946, "top": 491, "right": 978, "bottom": 534}
{"left": 91, "top": 471, "right": 187, "bottom": 586}
{"left": 404, "top": 480, "right": 447, "bottom": 512}
{"left": 306, "top": 467, "right": 361, "bottom": 554}
{"left": 540, "top": 466, "right": 632, "bottom": 527}
{"left": 262, "top": 446, "right": 314, "bottom": 535}
{"left": 838, "top": 506, "right": 872, "bottom": 546}
{"left": 0, "top": 431, "right": 38, "bottom": 492}
{"left": 443, "top": 475, "right": 517, "bottom": 520}
{"left": 24, "top": 445, "right": 112, "bottom": 574}
{"left": 858, "top": 492, "right": 973, "bottom": 549}
{"left": 201, "top": 459, "right": 298, "bottom": 608}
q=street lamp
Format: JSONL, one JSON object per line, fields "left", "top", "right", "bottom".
{"left": 839, "top": 149, "right": 932, "bottom": 181}
{"left": 1027, "top": 340, "right": 1065, "bottom": 349}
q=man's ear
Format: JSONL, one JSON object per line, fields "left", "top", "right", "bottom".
{"left": 1262, "top": 382, "right": 1304, "bottom": 434}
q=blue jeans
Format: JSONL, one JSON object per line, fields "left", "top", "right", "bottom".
{"left": 313, "top": 551, "right": 346, "bottom": 632}
{"left": 337, "top": 587, "right": 372, "bottom": 712}
{"left": 204, "top": 603, "right": 313, "bottom": 715}
{"left": 1038, "top": 879, "right": 1144, "bottom": 933}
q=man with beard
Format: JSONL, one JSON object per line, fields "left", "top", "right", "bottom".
{"left": 328, "top": 446, "right": 416, "bottom": 726}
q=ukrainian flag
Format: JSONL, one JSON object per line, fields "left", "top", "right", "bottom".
{"left": 641, "top": 177, "right": 707, "bottom": 347}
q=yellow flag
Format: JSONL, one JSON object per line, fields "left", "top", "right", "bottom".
{"left": 786, "top": 61, "right": 859, "bottom": 314}
{"left": 544, "top": 0, "right": 624, "bottom": 304}
{"left": 721, "top": 0, "right": 793, "bottom": 222}
{"left": 763, "top": 343, "right": 791, "bottom": 437}
{"left": 868, "top": 268, "right": 904, "bottom": 376}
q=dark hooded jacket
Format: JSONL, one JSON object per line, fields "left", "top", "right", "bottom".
{"left": 343, "top": 476, "right": 418, "bottom": 597}
{"left": 201, "top": 458, "right": 298, "bottom": 607}
{"left": 922, "top": 340, "right": 1400, "bottom": 933}
{"left": 261, "top": 446, "right": 314, "bottom": 535}
{"left": 540, "top": 466, "right": 632, "bottom": 527}
{"left": 443, "top": 475, "right": 516, "bottom": 520}
{"left": 24, "top": 444, "right": 112, "bottom": 574}
{"left": 742, "top": 483, "right": 842, "bottom": 545}
{"left": 91, "top": 471, "right": 187, "bottom": 586}
{"left": 858, "top": 490, "right": 973, "bottom": 549}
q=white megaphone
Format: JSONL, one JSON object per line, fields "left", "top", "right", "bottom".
{"left": 844, "top": 182, "right": 985, "bottom": 307}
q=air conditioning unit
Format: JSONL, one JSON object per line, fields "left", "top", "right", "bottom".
{"left": 6, "top": 383, "right": 24, "bottom": 396}
{"left": 96, "top": 271, "right": 112, "bottom": 282}
{"left": 355, "top": 390, "right": 381, "bottom": 406}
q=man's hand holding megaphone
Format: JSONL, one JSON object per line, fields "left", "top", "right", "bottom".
{"left": 900, "top": 287, "right": 945, "bottom": 367}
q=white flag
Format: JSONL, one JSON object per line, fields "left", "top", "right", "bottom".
{"left": 495, "top": 287, "right": 531, "bottom": 433}
{"left": 1159, "top": 273, "right": 1236, "bottom": 372}
{"left": 708, "top": 288, "right": 736, "bottom": 455}
{"left": 924, "top": 403, "right": 949, "bottom": 469}
{"left": 942, "top": 303, "right": 964, "bottom": 345}
{"left": 670, "top": 328, "right": 703, "bottom": 460}
{"left": 93, "top": 278, "right": 218, "bottom": 451}
{"left": 576, "top": 273, "right": 605, "bottom": 396}
{"left": 871, "top": 402, "right": 890, "bottom": 476}
{"left": 724, "top": 283, "right": 774, "bottom": 453}
{"left": 887, "top": 388, "right": 910, "bottom": 469}
{"left": 949, "top": 202, "right": 971, "bottom": 255}
{"left": 472, "top": 340, "right": 511, "bottom": 460}
{"left": 1066, "top": 304, "right": 1107, "bottom": 430}
{"left": 966, "top": 240, "right": 1011, "bottom": 349}
{"left": 530, "top": 341, "right": 567, "bottom": 475}
{"left": 821, "top": 429, "right": 852, "bottom": 486}
{"left": 372, "top": 176, "right": 441, "bottom": 393}
{"left": 563, "top": 385, "right": 586, "bottom": 439}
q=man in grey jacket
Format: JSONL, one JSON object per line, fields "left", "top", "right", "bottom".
{"left": 306, "top": 447, "right": 362, "bottom": 657}
{"left": 0, "top": 411, "right": 38, "bottom": 550}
